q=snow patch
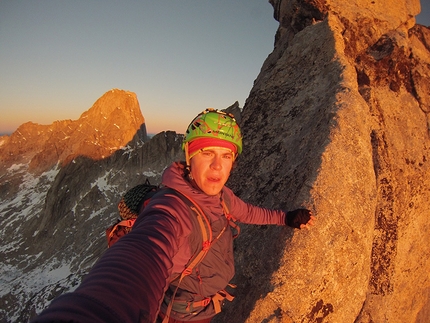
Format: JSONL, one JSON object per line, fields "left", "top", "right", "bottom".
{"left": 88, "top": 205, "right": 110, "bottom": 220}
{"left": 7, "top": 163, "right": 27, "bottom": 172}
{"left": 142, "top": 170, "right": 161, "bottom": 177}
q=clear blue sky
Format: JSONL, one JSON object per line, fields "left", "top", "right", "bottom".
{"left": 1, "top": 1, "right": 429, "bottom": 135}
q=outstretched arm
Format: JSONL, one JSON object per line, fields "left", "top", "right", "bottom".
{"left": 31, "top": 204, "right": 182, "bottom": 323}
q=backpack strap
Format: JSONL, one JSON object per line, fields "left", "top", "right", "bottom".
{"left": 161, "top": 189, "right": 235, "bottom": 322}
{"left": 161, "top": 190, "right": 212, "bottom": 323}
{"left": 107, "top": 219, "right": 135, "bottom": 240}
{"left": 212, "top": 284, "right": 236, "bottom": 314}
{"left": 221, "top": 197, "right": 240, "bottom": 239}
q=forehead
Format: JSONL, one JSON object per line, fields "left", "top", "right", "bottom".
{"left": 201, "top": 147, "right": 234, "bottom": 154}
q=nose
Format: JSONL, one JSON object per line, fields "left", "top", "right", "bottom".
{"left": 210, "top": 155, "right": 222, "bottom": 170}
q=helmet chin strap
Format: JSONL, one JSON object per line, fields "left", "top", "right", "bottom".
{"left": 183, "top": 147, "right": 199, "bottom": 190}
{"left": 184, "top": 143, "right": 198, "bottom": 190}
{"left": 184, "top": 142, "right": 191, "bottom": 168}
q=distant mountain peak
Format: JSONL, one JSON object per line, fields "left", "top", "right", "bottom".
{"left": 0, "top": 89, "right": 146, "bottom": 174}
{"left": 79, "top": 88, "right": 138, "bottom": 120}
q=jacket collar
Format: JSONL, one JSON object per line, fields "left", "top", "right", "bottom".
{"left": 162, "top": 161, "right": 224, "bottom": 209}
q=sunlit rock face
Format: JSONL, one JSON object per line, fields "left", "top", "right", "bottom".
{"left": 221, "top": 0, "right": 430, "bottom": 322}
{"left": 0, "top": 88, "right": 147, "bottom": 174}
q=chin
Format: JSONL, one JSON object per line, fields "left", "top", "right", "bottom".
{"left": 203, "top": 187, "right": 223, "bottom": 196}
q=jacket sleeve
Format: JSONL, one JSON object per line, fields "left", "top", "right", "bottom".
{"left": 222, "top": 186, "right": 286, "bottom": 225}
{"left": 30, "top": 194, "right": 190, "bottom": 323}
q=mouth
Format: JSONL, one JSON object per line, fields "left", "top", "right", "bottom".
{"left": 207, "top": 176, "right": 221, "bottom": 183}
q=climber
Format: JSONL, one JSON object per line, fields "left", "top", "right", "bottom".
{"left": 30, "top": 108, "right": 316, "bottom": 323}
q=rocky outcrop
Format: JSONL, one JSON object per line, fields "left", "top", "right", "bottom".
{"left": 0, "top": 89, "right": 146, "bottom": 174}
{"left": 219, "top": 0, "right": 429, "bottom": 322}
{"left": 225, "top": 101, "right": 243, "bottom": 124}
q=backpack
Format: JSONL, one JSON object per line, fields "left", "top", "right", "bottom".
{"left": 106, "top": 179, "right": 218, "bottom": 247}
{"left": 106, "top": 179, "right": 158, "bottom": 247}
{"left": 105, "top": 179, "right": 239, "bottom": 321}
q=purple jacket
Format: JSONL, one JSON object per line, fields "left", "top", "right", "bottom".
{"left": 31, "top": 162, "right": 286, "bottom": 323}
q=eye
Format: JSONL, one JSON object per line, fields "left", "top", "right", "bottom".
{"left": 222, "top": 153, "right": 233, "bottom": 160}
{"left": 201, "top": 151, "right": 214, "bottom": 157}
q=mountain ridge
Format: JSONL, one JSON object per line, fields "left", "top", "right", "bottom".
{"left": 0, "top": 89, "right": 146, "bottom": 174}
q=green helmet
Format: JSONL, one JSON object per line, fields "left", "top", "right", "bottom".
{"left": 182, "top": 108, "right": 242, "bottom": 154}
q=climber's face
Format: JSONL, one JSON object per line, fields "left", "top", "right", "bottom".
{"left": 190, "top": 147, "right": 234, "bottom": 196}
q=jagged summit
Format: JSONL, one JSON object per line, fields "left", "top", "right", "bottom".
{"left": 79, "top": 89, "right": 139, "bottom": 122}
{"left": 0, "top": 89, "right": 146, "bottom": 173}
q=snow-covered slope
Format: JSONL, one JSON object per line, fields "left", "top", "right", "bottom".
{"left": 0, "top": 131, "right": 184, "bottom": 323}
